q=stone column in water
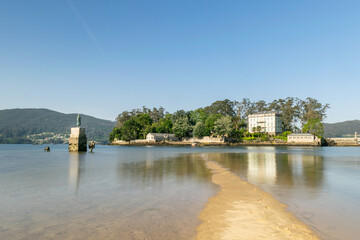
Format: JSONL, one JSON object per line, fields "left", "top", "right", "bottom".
{"left": 69, "top": 114, "right": 87, "bottom": 152}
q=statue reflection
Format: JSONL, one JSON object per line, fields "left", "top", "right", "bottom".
{"left": 69, "top": 152, "right": 85, "bottom": 193}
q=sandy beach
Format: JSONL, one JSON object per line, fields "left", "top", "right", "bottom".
{"left": 196, "top": 160, "right": 319, "bottom": 240}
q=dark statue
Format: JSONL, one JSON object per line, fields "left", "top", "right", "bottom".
{"left": 88, "top": 141, "right": 95, "bottom": 152}
{"left": 77, "top": 114, "right": 81, "bottom": 127}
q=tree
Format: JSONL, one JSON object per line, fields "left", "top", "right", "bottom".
{"left": 254, "top": 100, "right": 267, "bottom": 112}
{"left": 109, "top": 128, "right": 122, "bottom": 142}
{"left": 193, "top": 122, "right": 211, "bottom": 138}
{"left": 172, "top": 110, "right": 190, "bottom": 122}
{"left": 115, "top": 111, "right": 133, "bottom": 128}
{"left": 268, "top": 97, "right": 302, "bottom": 132}
{"left": 116, "top": 106, "right": 167, "bottom": 128}
{"left": 120, "top": 119, "right": 141, "bottom": 141}
{"left": 190, "top": 108, "right": 208, "bottom": 124}
{"left": 205, "top": 114, "right": 223, "bottom": 134}
{"left": 241, "top": 98, "right": 256, "bottom": 120}
{"left": 299, "top": 97, "right": 330, "bottom": 128}
{"left": 151, "top": 114, "right": 173, "bottom": 133}
{"left": 302, "top": 118, "right": 324, "bottom": 137}
{"left": 172, "top": 117, "right": 193, "bottom": 138}
{"left": 213, "top": 116, "right": 233, "bottom": 137}
{"left": 234, "top": 99, "right": 251, "bottom": 130}
{"left": 204, "top": 99, "right": 235, "bottom": 116}
{"left": 256, "top": 126, "right": 262, "bottom": 133}
{"left": 134, "top": 113, "right": 153, "bottom": 138}
{"left": 149, "top": 107, "right": 165, "bottom": 123}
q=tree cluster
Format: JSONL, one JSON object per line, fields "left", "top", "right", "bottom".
{"left": 109, "top": 97, "right": 329, "bottom": 141}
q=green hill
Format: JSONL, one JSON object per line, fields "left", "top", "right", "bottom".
{"left": 324, "top": 120, "right": 360, "bottom": 137}
{"left": 0, "top": 108, "right": 115, "bottom": 144}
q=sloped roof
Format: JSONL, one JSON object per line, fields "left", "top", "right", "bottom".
{"left": 147, "top": 133, "right": 176, "bottom": 137}
{"left": 288, "top": 133, "right": 314, "bottom": 136}
{"left": 248, "top": 111, "right": 280, "bottom": 116}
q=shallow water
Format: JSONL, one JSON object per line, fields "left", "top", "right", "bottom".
{"left": 0, "top": 145, "right": 359, "bottom": 240}
{"left": 0, "top": 145, "right": 217, "bottom": 240}
{"left": 207, "top": 146, "right": 360, "bottom": 240}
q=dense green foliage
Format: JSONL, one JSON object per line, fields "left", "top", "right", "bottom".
{"left": 0, "top": 109, "right": 115, "bottom": 144}
{"left": 110, "top": 97, "right": 330, "bottom": 142}
{"left": 323, "top": 120, "right": 360, "bottom": 137}
{"left": 193, "top": 122, "right": 210, "bottom": 138}
{"left": 172, "top": 117, "right": 193, "bottom": 138}
{"left": 110, "top": 107, "right": 172, "bottom": 141}
{"left": 302, "top": 118, "right": 324, "bottom": 137}
{"left": 213, "top": 116, "right": 233, "bottom": 137}
{"left": 274, "top": 131, "right": 293, "bottom": 141}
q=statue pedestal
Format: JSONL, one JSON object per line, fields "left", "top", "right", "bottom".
{"left": 69, "top": 127, "right": 87, "bottom": 152}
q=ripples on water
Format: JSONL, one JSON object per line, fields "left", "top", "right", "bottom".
{"left": 0, "top": 145, "right": 359, "bottom": 240}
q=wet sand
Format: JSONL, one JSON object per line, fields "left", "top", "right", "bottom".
{"left": 196, "top": 160, "right": 319, "bottom": 240}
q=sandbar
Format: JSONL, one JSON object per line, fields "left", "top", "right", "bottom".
{"left": 196, "top": 160, "right": 319, "bottom": 240}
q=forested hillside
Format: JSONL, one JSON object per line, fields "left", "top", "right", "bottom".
{"left": 324, "top": 120, "right": 360, "bottom": 137}
{"left": 0, "top": 109, "right": 115, "bottom": 144}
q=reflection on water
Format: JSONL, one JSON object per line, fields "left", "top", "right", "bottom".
{"left": 68, "top": 153, "right": 86, "bottom": 193}
{"left": 209, "top": 148, "right": 324, "bottom": 190}
{"left": 0, "top": 145, "right": 217, "bottom": 240}
{"left": 288, "top": 154, "right": 324, "bottom": 188}
{"left": 248, "top": 149, "right": 277, "bottom": 184}
{"left": 0, "top": 145, "right": 359, "bottom": 240}
{"left": 205, "top": 147, "right": 359, "bottom": 240}
{"left": 118, "top": 153, "right": 212, "bottom": 188}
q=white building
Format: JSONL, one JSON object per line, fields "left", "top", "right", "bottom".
{"left": 248, "top": 111, "right": 282, "bottom": 135}
{"left": 146, "top": 133, "right": 179, "bottom": 142}
{"left": 287, "top": 133, "right": 321, "bottom": 145}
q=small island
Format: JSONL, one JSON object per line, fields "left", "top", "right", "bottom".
{"left": 109, "top": 97, "right": 358, "bottom": 147}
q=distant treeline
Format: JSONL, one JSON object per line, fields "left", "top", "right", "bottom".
{"left": 109, "top": 97, "right": 329, "bottom": 142}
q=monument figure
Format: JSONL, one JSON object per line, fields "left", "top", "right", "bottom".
{"left": 88, "top": 141, "right": 95, "bottom": 152}
{"left": 69, "top": 114, "right": 87, "bottom": 152}
{"left": 77, "top": 114, "right": 81, "bottom": 127}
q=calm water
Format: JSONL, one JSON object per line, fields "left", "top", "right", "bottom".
{"left": 0, "top": 145, "right": 359, "bottom": 240}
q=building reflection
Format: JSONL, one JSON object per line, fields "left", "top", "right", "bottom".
{"left": 68, "top": 152, "right": 85, "bottom": 193}
{"left": 204, "top": 148, "right": 324, "bottom": 189}
{"left": 247, "top": 147, "right": 277, "bottom": 184}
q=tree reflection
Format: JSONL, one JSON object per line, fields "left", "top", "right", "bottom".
{"left": 117, "top": 148, "right": 324, "bottom": 190}
{"left": 117, "top": 153, "right": 213, "bottom": 187}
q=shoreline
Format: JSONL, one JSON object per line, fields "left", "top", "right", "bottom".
{"left": 195, "top": 160, "right": 319, "bottom": 240}
{"left": 110, "top": 142, "right": 327, "bottom": 147}
{"left": 110, "top": 141, "right": 360, "bottom": 147}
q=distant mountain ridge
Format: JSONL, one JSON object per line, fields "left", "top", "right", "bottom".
{"left": 1, "top": 108, "right": 358, "bottom": 143}
{"left": 0, "top": 108, "right": 115, "bottom": 144}
{"left": 324, "top": 120, "right": 360, "bottom": 138}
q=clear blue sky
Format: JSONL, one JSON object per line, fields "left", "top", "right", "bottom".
{"left": 1, "top": 0, "right": 359, "bottom": 123}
